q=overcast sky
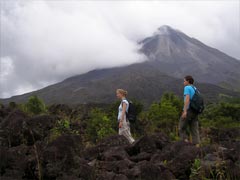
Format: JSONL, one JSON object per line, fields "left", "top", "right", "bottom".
{"left": 0, "top": 0, "right": 239, "bottom": 98}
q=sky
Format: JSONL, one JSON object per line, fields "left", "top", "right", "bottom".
{"left": 0, "top": 0, "right": 239, "bottom": 98}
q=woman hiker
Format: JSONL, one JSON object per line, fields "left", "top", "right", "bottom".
{"left": 116, "top": 89, "right": 135, "bottom": 144}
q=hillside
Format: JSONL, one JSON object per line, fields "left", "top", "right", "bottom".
{"left": 0, "top": 62, "right": 239, "bottom": 106}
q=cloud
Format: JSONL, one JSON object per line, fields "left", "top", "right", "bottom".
{"left": 0, "top": 0, "right": 239, "bottom": 98}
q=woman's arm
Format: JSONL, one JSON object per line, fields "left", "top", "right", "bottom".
{"left": 119, "top": 102, "right": 127, "bottom": 128}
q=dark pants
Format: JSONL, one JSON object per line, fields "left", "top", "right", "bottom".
{"left": 179, "top": 109, "right": 200, "bottom": 145}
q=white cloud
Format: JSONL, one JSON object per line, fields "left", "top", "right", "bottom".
{"left": 0, "top": 56, "right": 14, "bottom": 82}
{"left": 0, "top": 0, "right": 239, "bottom": 98}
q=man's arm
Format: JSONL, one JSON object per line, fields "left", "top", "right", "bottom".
{"left": 182, "top": 95, "right": 190, "bottom": 119}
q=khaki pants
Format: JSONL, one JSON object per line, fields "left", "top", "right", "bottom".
{"left": 119, "top": 118, "right": 135, "bottom": 144}
{"left": 179, "top": 109, "right": 200, "bottom": 145}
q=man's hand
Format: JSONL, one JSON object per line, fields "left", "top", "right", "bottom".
{"left": 181, "top": 111, "right": 187, "bottom": 119}
{"left": 119, "top": 121, "right": 123, "bottom": 128}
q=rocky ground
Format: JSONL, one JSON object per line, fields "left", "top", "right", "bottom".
{"left": 0, "top": 106, "right": 240, "bottom": 180}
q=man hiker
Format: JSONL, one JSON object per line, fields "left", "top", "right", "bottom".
{"left": 179, "top": 75, "right": 200, "bottom": 146}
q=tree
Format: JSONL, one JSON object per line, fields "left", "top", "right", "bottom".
{"left": 25, "top": 96, "right": 46, "bottom": 115}
{"left": 160, "top": 92, "right": 183, "bottom": 115}
{"left": 200, "top": 102, "right": 240, "bottom": 128}
{"left": 146, "top": 92, "right": 182, "bottom": 135}
{"left": 87, "top": 108, "right": 116, "bottom": 143}
{"left": 9, "top": 102, "right": 17, "bottom": 109}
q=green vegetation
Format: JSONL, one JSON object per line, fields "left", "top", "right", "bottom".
{"left": 49, "top": 117, "right": 79, "bottom": 142}
{"left": 190, "top": 158, "right": 202, "bottom": 180}
{"left": 140, "top": 92, "right": 182, "bottom": 139}
{"left": 9, "top": 102, "right": 18, "bottom": 109}
{"left": 4, "top": 93, "right": 239, "bottom": 144}
{"left": 86, "top": 109, "right": 116, "bottom": 143}
{"left": 20, "top": 95, "right": 47, "bottom": 115}
{"left": 214, "top": 160, "right": 227, "bottom": 180}
{"left": 200, "top": 102, "right": 240, "bottom": 128}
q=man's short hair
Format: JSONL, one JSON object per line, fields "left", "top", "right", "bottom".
{"left": 184, "top": 75, "right": 194, "bottom": 84}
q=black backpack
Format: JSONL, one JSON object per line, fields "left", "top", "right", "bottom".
{"left": 190, "top": 86, "right": 204, "bottom": 114}
{"left": 125, "top": 100, "right": 137, "bottom": 123}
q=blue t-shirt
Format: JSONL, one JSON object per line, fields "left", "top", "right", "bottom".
{"left": 184, "top": 85, "right": 196, "bottom": 109}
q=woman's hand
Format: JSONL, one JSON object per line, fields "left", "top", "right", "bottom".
{"left": 181, "top": 111, "right": 187, "bottom": 119}
{"left": 119, "top": 121, "right": 123, "bottom": 128}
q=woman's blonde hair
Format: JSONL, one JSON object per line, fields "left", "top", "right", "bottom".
{"left": 116, "top": 89, "right": 128, "bottom": 96}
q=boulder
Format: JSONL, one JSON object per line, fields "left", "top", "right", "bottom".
{"left": 42, "top": 135, "right": 94, "bottom": 179}
{"left": 209, "top": 127, "right": 240, "bottom": 143}
{"left": 126, "top": 135, "right": 157, "bottom": 156}
{"left": 23, "top": 115, "right": 59, "bottom": 145}
{"left": 0, "top": 144, "right": 42, "bottom": 179}
{"left": 130, "top": 152, "right": 152, "bottom": 162}
{"left": 83, "top": 135, "right": 129, "bottom": 161}
{"left": 0, "top": 106, "right": 11, "bottom": 120}
{"left": 161, "top": 141, "right": 200, "bottom": 179}
{"left": 97, "top": 171, "right": 128, "bottom": 180}
{"left": 0, "top": 110, "right": 28, "bottom": 147}
{"left": 48, "top": 104, "right": 72, "bottom": 116}
{"left": 96, "top": 159, "right": 134, "bottom": 174}
{"left": 124, "top": 161, "right": 175, "bottom": 180}
{"left": 101, "top": 146, "right": 130, "bottom": 161}
{"left": 126, "top": 132, "right": 170, "bottom": 157}
{"left": 0, "top": 111, "right": 59, "bottom": 147}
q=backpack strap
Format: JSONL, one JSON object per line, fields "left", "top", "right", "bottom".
{"left": 192, "top": 85, "right": 201, "bottom": 93}
{"left": 190, "top": 85, "right": 201, "bottom": 95}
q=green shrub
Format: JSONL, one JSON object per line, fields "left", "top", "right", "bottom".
{"left": 87, "top": 108, "right": 116, "bottom": 143}
{"left": 25, "top": 96, "right": 46, "bottom": 115}
{"left": 200, "top": 102, "right": 240, "bottom": 128}
{"left": 190, "top": 158, "right": 202, "bottom": 180}
{"left": 146, "top": 92, "right": 182, "bottom": 135}
{"left": 49, "top": 117, "right": 79, "bottom": 142}
{"left": 9, "top": 102, "right": 17, "bottom": 109}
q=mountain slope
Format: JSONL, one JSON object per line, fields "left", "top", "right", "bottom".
{"left": 1, "top": 62, "right": 239, "bottom": 106}
{"left": 1, "top": 25, "right": 240, "bottom": 105}
{"left": 140, "top": 25, "right": 240, "bottom": 90}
